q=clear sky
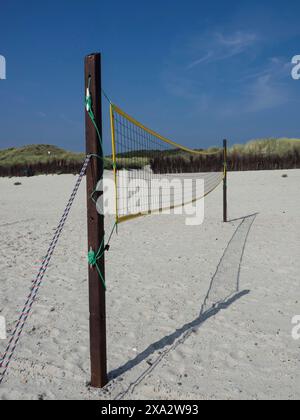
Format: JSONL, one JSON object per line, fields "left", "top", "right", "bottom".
{"left": 0, "top": 0, "right": 300, "bottom": 153}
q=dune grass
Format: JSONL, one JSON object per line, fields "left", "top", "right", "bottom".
{"left": 0, "top": 144, "right": 85, "bottom": 167}
{"left": 1, "top": 138, "right": 300, "bottom": 177}
{"left": 229, "top": 138, "right": 300, "bottom": 156}
{"left": 1, "top": 138, "right": 299, "bottom": 166}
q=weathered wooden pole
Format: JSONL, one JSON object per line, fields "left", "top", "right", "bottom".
{"left": 84, "top": 53, "right": 108, "bottom": 388}
{"left": 223, "top": 139, "right": 228, "bottom": 223}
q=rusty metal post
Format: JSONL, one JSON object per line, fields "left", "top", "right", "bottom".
{"left": 85, "top": 53, "right": 107, "bottom": 388}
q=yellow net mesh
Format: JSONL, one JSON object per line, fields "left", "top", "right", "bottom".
{"left": 110, "top": 104, "right": 225, "bottom": 224}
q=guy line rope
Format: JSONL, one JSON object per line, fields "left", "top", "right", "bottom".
{"left": 0, "top": 84, "right": 112, "bottom": 385}
{"left": 0, "top": 156, "right": 90, "bottom": 384}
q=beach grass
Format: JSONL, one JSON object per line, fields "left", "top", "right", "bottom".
{"left": 1, "top": 138, "right": 300, "bottom": 176}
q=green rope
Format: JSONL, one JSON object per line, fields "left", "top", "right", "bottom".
{"left": 85, "top": 78, "right": 118, "bottom": 290}
{"left": 102, "top": 88, "right": 113, "bottom": 105}
{"left": 88, "top": 239, "right": 106, "bottom": 291}
{"left": 87, "top": 222, "right": 117, "bottom": 291}
{"left": 85, "top": 83, "right": 115, "bottom": 171}
{"left": 85, "top": 82, "right": 103, "bottom": 149}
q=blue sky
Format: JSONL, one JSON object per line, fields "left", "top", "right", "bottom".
{"left": 0, "top": 0, "right": 300, "bottom": 152}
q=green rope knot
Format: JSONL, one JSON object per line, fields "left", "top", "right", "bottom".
{"left": 85, "top": 92, "right": 102, "bottom": 149}
{"left": 85, "top": 95, "right": 92, "bottom": 114}
{"left": 88, "top": 244, "right": 106, "bottom": 291}
{"left": 88, "top": 249, "right": 97, "bottom": 266}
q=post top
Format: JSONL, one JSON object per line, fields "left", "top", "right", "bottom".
{"left": 86, "top": 53, "right": 101, "bottom": 58}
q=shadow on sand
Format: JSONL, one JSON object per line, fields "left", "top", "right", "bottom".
{"left": 110, "top": 213, "right": 258, "bottom": 399}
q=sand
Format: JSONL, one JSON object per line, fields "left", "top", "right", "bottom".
{"left": 0, "top": 169, "right": 299, "bottom": 400}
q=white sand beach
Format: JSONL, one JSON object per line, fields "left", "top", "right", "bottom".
{"left": 0, "top": 169, "right": 300, "bottom": 400}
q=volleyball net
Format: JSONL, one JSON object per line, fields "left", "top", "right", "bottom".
{"left": 110, "top": 104, "right": 225, "bottom": 224}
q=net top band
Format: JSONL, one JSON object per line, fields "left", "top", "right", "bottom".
{"left": 111, "top": 104, "right": 222, "bottom": 156}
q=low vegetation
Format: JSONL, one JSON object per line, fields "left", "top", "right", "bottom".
{"left": 0, "top": 145, "right": 86, "bottom": 177}
{"left": 0, "top": 138, "right": 299, "bottom": 177}
{"left": 150, "top": 138, "right": 300, "bottom": 173}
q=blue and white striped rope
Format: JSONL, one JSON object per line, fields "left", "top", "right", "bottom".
{"left": 0, "top": 155, "right": 91, "bottom": 385}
